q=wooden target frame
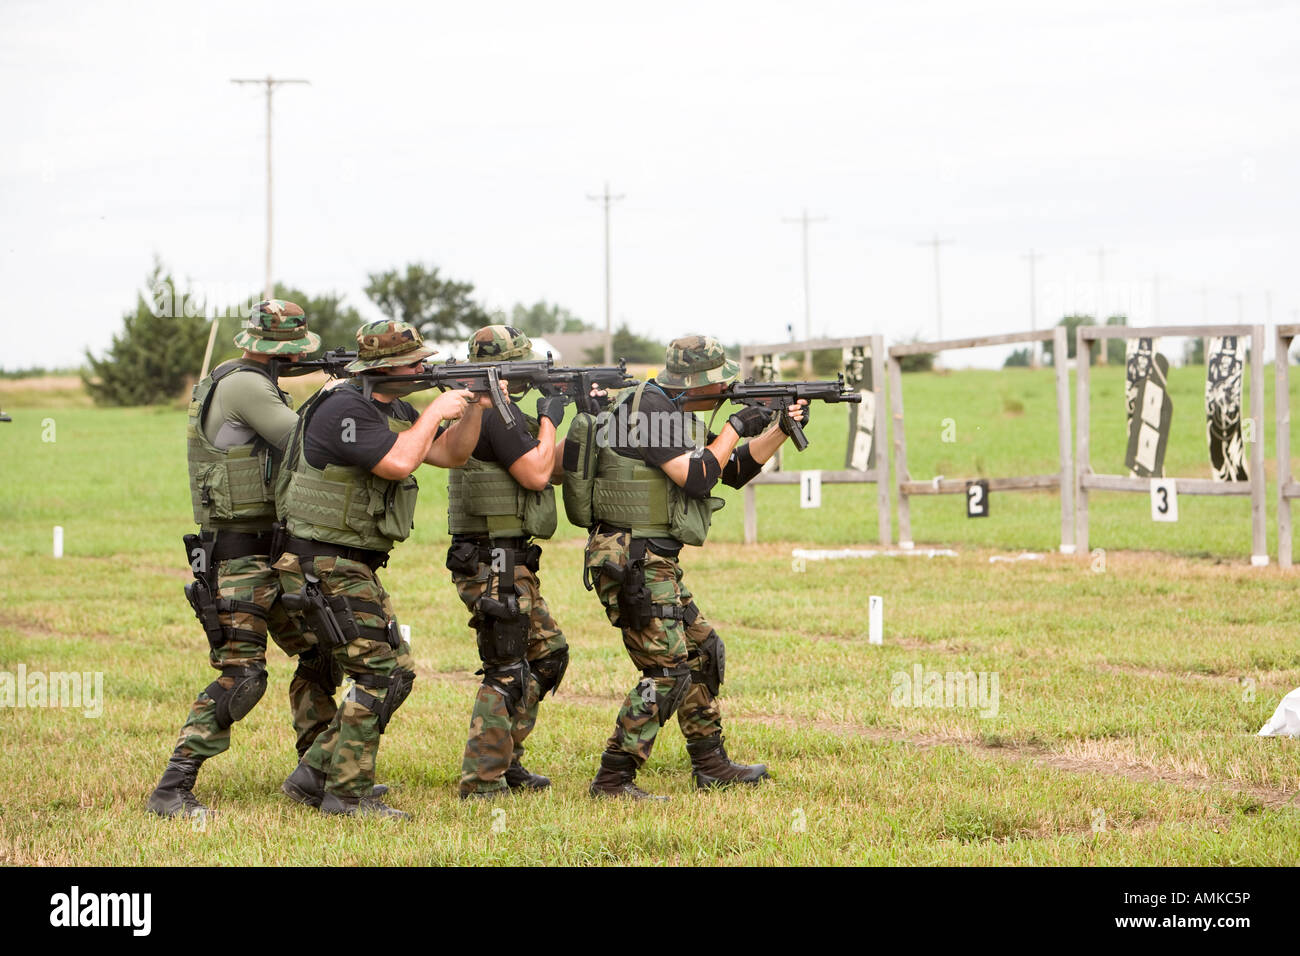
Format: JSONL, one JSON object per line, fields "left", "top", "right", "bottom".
{"left": 738, "top": 335, "right": 890, "bottom": 545}
{"left": 1075, "top": 323, "right": 1267, "bottom": 565}
{"left": 888, "top": 327, "right": 1075, "bottom": 552}
{"left": 1275, "top": 324, "right": 1300, "bottom": 568}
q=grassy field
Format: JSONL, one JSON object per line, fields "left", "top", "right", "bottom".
{"left": 1, "top": 365, "right": 1298, "bottom": 865}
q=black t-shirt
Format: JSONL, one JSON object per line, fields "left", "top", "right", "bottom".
{"left": 303, "top": 385, "right": 421, "bottom": 471}
{"left": 610, "top": 382, "right": 756, "bottom": 492}
{"left": 472, "top": 402, "right": 539, "bottom": 467}
{"left": 610, "top": 384, "right": 712, "bottom": 469}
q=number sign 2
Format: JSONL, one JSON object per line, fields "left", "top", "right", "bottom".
{"left": 966, "top": 480, "right": 989, "bottom": 518}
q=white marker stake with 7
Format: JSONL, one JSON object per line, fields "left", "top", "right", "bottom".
{"left": 869, "top": 595, "right": 882, "bottom": 644}
{"left": 53, "top": 526, "right": 64, "bottom": 558}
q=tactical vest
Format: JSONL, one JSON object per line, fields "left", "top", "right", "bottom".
{"left": 447, "top": 413, "right": 557, "bottom": 540}
{"left": 277, "top": 385, "right": 419, "bottom": 553}
{"left": 187, "top": 359, "right": 289, "bottom": 531}
{"left": 589, "top": 383, "right": 724, "bottom": 546}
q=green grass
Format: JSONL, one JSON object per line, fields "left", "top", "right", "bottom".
{"left": 1, "top": 369, "right": 1298, "bottom": 865}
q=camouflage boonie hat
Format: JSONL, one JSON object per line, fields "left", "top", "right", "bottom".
{"left": 468, "top": 325, "right": 536, "bottom": 362}
{"left": 345, "top": 320, "right": 438, "bottom": 371}
{"left": 233, "top": 299, "right": 321, "bottom": 355}
{"left": 657, "top": 334, "right": 739, "bottom": 389}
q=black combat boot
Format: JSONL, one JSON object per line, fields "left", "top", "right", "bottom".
{"left": 282, "top": 760, "right": 388, "bottom": 808}
{"left": 686, "top": 734, "right": 771, "bottom": 789}
{"left": 588, "top": 751, "right": 668, "bottom": 801}
{"left": 319, "top": 791, "right": 409, "bottom": 820}
{"left": 146, "top": 751, "right": 210, "bottom": 819}
{"left": 504, "top": 758, "right": 551, "bottom": 792}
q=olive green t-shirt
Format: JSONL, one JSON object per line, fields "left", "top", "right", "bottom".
{"left": 202, "top": 361, "right": 298, "bottom": 453}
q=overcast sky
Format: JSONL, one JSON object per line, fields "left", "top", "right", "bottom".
{"left": 2, "top": 0, "right": 1297, "bottom": 370}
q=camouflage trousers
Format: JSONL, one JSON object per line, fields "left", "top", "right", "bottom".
{"left": 450, "top": 543, "right": 567, "bottom": 796}
{"left": 173, "top": 554, "right": 337, "bottom": 761}
{"left": 274, "top": 553, "right": 415, "bottom": 799}
{"left": 585, "top": 529, "right": 724, "bottom": 766}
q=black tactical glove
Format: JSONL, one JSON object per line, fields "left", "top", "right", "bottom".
{"left": 727, "top": 406, "right": 774, "bottom": 438}
{"left": 779, "top": 401, "right": 811, "bottom": 436}
{"left": 536, "top": 393, "right": 571, "bottom": 427}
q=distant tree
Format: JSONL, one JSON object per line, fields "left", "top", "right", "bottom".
{"left": 1105, "top": 314, "right": 1128, "bottom": 365}
{"left": 204, "top": 283, "right": 368, "bottom": 368}
{"left": 1184, "top": 337, "right": 1205, "bottom": 365}
{"left": 364, "top": 263, "right": 490, "bottom": 340}
{"left": 583, "top": 323, "right": 664, "bottom": 364}
{"left": 1004, "top": 347, "right": 1031, "bottom": 368}
{"left": 1042, "top": 315, "right": 1098, "bottom": 365}
{"left": 509, "top": 300, "right": 592, "bottom": 338}
{"left": 82, "top": 259, "right": 209, "bottom": 406}
{"left": 895, "top": 334, "right": 935, "bottom": 373}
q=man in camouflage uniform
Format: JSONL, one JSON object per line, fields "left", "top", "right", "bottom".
{"left": 584, "top": 335, "right": 806, "bottom": 799}
{"left": 149, "top": 300, "right": 338, "bottom": 819}
{"left": 446, "top": 326, "right": 570, "bottom": 799}
{"left": 275, "top": 320, "right": 491, "bottom": 819}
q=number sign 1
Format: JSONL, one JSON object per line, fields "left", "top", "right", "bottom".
{"left": 800, "top": 470, "right": 822, "bottom": 509}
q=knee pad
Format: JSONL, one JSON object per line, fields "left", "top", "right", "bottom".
{"left": 640, "top": 665, "right": 692, "bottom": 723}
{"left": 693, "top": 632, "right": 726, "bottom": 697}
{"left": 481, "top": 661, "right": 530, "bottom": 714}
{"left": 206, "top": 666, "right": 267, "bottom": 729}
{"left": 530, "top": 647, "right": 569, "bottom": 698}
{"left": 294, "top": 647, "right": 342, "bottom": 696}
{"left": 351, "top": 666, "right": 416, "bottom": 734}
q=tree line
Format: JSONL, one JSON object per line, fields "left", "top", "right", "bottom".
{"left": 83, "top": 259, "right": 665, "bottom": 406}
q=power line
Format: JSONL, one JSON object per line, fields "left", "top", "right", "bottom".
{"left": 586, "top": 182, "right": 625, "bottom": 365}
{"left": 783, "top": 208, "right": 827, "bottom": 375}
{"left": 918, "top": 233, "right": 954, "bottom": 342}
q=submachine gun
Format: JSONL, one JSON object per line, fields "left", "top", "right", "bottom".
{"left": 357, "top": 354, "right": 638, "bottom": 428}
{"left": 713, "top": 374, "right": 861, "bottom": 451}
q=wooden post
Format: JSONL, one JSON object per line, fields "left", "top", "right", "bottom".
{"left": 1054, "top": 325, "right": 1075, "bottom": 554}
{"left": 1250, "top": 324, "right": 1268, "bottom": 565}
{"left": 1278, "top": 329, "right": 1293, "bottom": 569}
{"left": 872, "top": 334, "right": 891, "bottom": 545}
{"left": 889, "top": 355, "right": 911, "bottom": 546}
{"left": 1074, "top": 326, "right": 1090, "bottom": 555}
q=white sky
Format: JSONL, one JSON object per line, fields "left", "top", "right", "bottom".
{"left": 2, "top": 0, "right": 1297, "bottom": 370}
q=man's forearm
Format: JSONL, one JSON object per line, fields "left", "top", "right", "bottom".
{"left": 428, "top": 405, "right": 484, "bottom": 463}
{"left": 743, "top": 421, "right": 786, "bottom": 464}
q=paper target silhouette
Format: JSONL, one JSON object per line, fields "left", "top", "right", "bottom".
{"left": 1205, "top": 336, "right": 1248, "bottom": 481}
{"left": 843, "top": 344, "right": 876, "bottom": 471}
{"left": 1124, "top": 337, "right": 1171, "bottom": 478}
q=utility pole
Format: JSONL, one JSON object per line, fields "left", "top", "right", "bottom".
{"left": 917, "top": 233, "right": 954, "bottom": 343}
{"left": 1236, "top": 292, "right": 1245, "bottom": 323}
{"left": 586, "top": 182, "right": 625, "bottom": 364}
{"left": 1150, "top": 272, "right": 1160, "bottom": 324}
{"left": 1200, "top": 286, "right": 1210, "bottom": 323}
{"left": 1092, "top": 247, "right": 1113, "bottom": 365}
{"left": 783, "top": 208, "right": 827, "bottom": 375}
{"left": 231, "top": 75, "right": 309, "bottom": 302}
{"left": 1022, "top": 249, "right": 1043, "bottom": 368}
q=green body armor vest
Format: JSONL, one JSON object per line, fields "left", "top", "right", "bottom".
{"left": 187, "top": 360, "right": 289, "bottom": 531}
{"left": 589, "top": 383, "right": 724, "bottom": 546}
{"left": 447, "top": 414, "right": 557, "bottom": 540}
{"left": 277, "top": 385, "right": 420, "bottom": 553}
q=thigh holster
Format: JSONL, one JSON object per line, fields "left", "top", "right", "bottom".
{"left": 280, "top": 557, "right": 394, "bottom": 649}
